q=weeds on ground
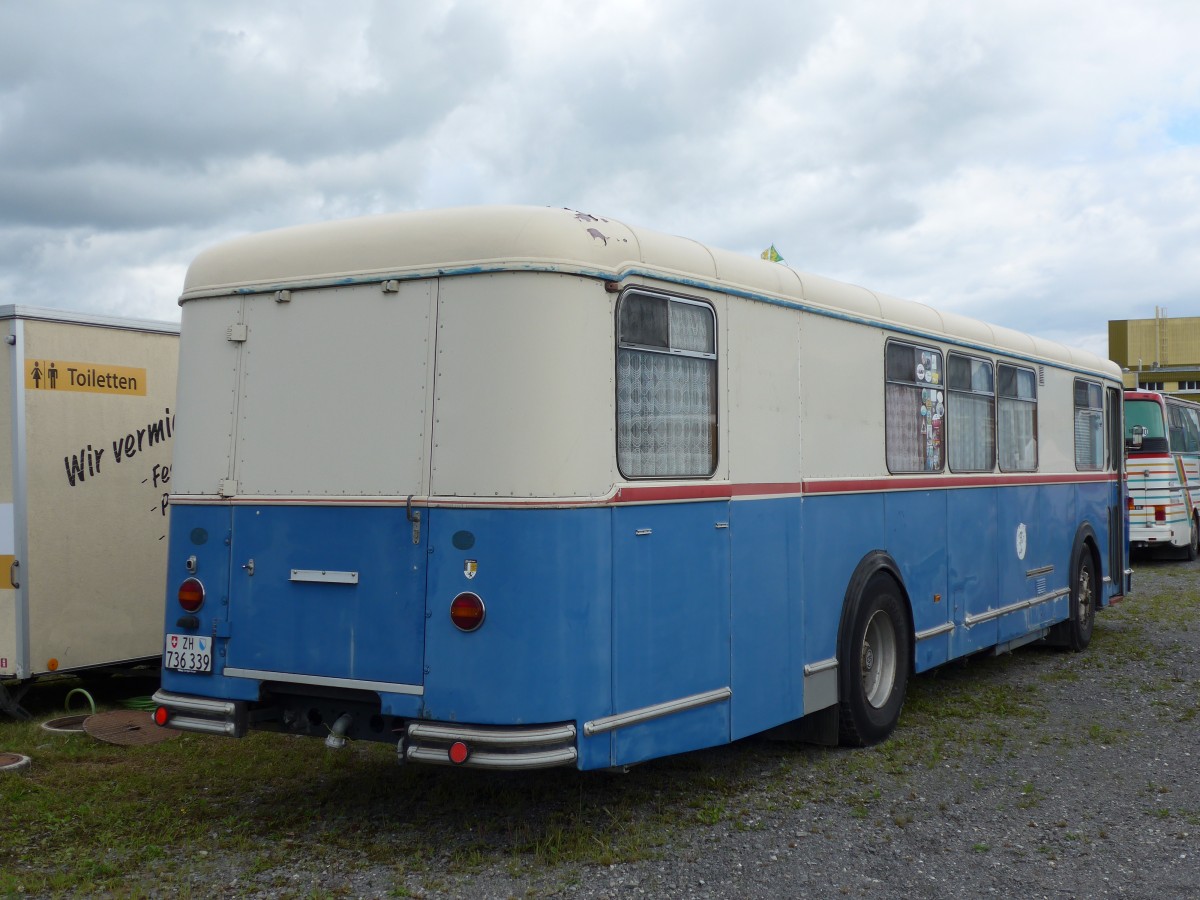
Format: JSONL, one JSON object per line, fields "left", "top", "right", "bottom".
{"left": 2, "top": 562, "right": 1197, "bottom": 895}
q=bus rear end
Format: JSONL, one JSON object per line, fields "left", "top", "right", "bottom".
{"left": 153, "top": 210, "right": 633, "bottom": 770}
{"left": 153, "top": 275, "right": 440, "bottom": 744}
{"left": 1124, "top": 390, "right": 1193, "bottom": 555}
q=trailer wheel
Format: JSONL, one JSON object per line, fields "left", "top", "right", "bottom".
{"left": 838, "top": 573, "right": 910, "bottom": 747}
{"left": 1063, "top": 547, "right": 1096, "bottom": 652}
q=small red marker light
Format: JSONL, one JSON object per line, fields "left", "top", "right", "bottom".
{"left": 449, "top": 592, "right": 485, "bottom": 632}
{"left": 449, "top": 741, "right": 470, "bottom": 765}
{"left": 153, "top": 707, "right": 170, "bottom": 727}
{"left": 178, "top": 577, "right": 205, "bottom": 613}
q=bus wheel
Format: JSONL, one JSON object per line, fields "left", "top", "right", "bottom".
{"left": 838, "top": 574, "right": 910, "bottom": 747}
{"left": 1063, "top": 549, "right": 1096, "bottom": 651}
{"left": 1183, "top": 516, "right": 1199, "bottom": 562}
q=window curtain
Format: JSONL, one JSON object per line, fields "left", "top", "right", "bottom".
{"left": 885, "top": 384, "right": 943, "bottom": 472}
{"left": 617, "top": 348, "right": 715, "bottom": 476}
{"left": 998, "top": 399, "right": 1037, "bottom": 471}
{"left": 949, "top": 392, "right": 995, "bottom": 471}
{"left": 1074, "top": 409, "right": 1104, "bottom": 470}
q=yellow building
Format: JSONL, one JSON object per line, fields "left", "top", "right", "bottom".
{"left": 1109, "top": 311, "right": 1200, "bottom": 401}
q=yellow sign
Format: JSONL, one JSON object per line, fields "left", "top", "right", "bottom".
{"left": 25, "top": 359, "right": 147, "bottom": 396}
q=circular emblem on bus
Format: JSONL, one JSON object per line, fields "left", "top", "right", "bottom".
{"left": 1015, "top": 523, "right": 1027, "bottom": 560}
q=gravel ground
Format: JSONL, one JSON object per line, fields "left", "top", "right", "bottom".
{"left": 180, "top": 553, "right": 1200, "bottom": 900}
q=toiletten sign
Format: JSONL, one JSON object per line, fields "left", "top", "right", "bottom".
{"left": 25, "top": 359, "right": 148, "bottom": 396}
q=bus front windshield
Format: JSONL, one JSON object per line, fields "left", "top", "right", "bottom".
{"left": 1125, "top": 399, "right": 1165, "bottom": 441}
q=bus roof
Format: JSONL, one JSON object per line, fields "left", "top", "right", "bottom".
{"left": 181, "top": 205, "right": 1119, "bottom": 378}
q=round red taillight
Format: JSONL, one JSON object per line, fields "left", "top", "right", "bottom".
{"left": 449, "top": 592, "right": 485, "bottom": 632}
{"left": 178, "top": 577, "right": 205, "bottom": 613}
{"left": 449, "top": 741, "right": 470, "bottom": 764}
{"left": 153, "top": 706, "right": 170, "bottom": 727}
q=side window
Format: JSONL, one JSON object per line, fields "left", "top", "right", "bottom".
{"left": 885, "top": 341, "right": 944, "bottom": 474}
{"left": 1167, "top": 404, "right": 1185, "bottom": 453}
{"left": 1074, "top": 379, "right": 1104, "bottom": 471}
{"left": 947, "top": 354, "right": 995, "bottom": 473}
{"left": 1166, "top": 403, "right": 1200, "bottom": 453}
{"left": 1106, "top": 386, "right": 1122, "bottom": 471}
{"left": 1184, "top": 407, "right": 1200, "bottom": 452}
{"left": 997, "top": 363, "right": 1038, "bottom": 472}
{"left": 616, "top": 291, "right": 717, "bottom": 478}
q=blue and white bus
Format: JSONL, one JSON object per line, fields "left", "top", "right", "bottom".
{"left": 153, "top": 206, "right": 1128, "bottom": 770}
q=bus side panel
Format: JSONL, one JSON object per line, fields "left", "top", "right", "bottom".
{"left": 995, "top": 485, "right": 1053, "bottom": 643}
{"left": 798, "top": 492, "right": 886, "bottom": 684}
{"left": 1031, "top": 484, "right": 1073, "bottom": 630}
{"left": 947, "top": 487, "right": 999, "bottom": 657}
{"left": 728, "top": 497, "right": 804, "bottom": 740}
{"left": 610, "top": 501, "right": 730, "bottom": 767}
{"left": 883, "top": 490, "right": 950, "bottom": 673}
{"left": 422, "top": 507, "right": 613, "bottom": 766}
{"left": 1075, "top": 479, "right": 1114, "bottom": 578}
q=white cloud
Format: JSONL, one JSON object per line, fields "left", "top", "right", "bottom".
{"left": 0, "top": 0, "right": 1197, "bottom": 349}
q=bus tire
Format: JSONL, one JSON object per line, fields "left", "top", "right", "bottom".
{"left": 1183, "top": 515, "right": 1199, "bottom": 562}
{"left": 837, "top": 573, "right": 911, "bottom": 747}
{"left": 1062, "top": 547, "right": 1097, "bottom": 652}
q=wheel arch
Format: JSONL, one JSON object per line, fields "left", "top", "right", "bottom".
{"left": 1071, "top": 521, "right": 1101, "bottom": 606}
{"left": 836, "top": 550, "right": 915, "bottom": 678}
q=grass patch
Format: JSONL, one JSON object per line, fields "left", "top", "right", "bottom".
{"left": 3, "top": 560, "right": 1198, "bottom": 894}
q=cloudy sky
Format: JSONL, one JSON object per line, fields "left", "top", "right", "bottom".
{"left": 2, "top": 1, "right": 1198, "bottom": 357}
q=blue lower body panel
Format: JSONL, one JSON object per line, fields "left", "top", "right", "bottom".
{"left": 157, "top": 480, "right": 1121, "bottom": 769}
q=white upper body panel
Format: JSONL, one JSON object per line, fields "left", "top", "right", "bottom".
{"left": 179, "top": 205, "right": 1119, "bottom": 381}
{"left": 176, "top": 206, "right": 1121, "bottom": 498}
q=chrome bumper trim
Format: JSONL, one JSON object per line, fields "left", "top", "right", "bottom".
{"left": 152, "top": 689, "right": 246, "bottom": 737}
{"left": 583, "top": 686, "right": 731, "bottom": 737}
{"left": 964, "top": 588, "right": 1070, "bottom": 627}
{"left": 403, "top": 720, "right": 578, "bottom": 770}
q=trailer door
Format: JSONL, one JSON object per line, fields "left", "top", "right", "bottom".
{"left": 222, "top": 281, "right": 437, "bottom": 687}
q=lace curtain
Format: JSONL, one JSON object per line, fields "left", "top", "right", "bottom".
{"left": 998, "top": 399, "right": 1037, "bottom": 471}
{"left": 617, "top": 349, "right": 715, "bottom": 477}
{"left": 949, "top": 392, "right": 995, "bottom": 472}
{"left": 885, "top": 384, "right": 944, "bottom": 473}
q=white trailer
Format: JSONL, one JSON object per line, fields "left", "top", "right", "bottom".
{"left": 0, "top": 306, "right": 179, "bottom": 716}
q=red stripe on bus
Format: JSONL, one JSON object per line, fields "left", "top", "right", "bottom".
{"left": 178, "top": 471, "right": 1119, "bottom": 509}
{"left": 802, "top": 472, "right": 1117, "bottom": 495}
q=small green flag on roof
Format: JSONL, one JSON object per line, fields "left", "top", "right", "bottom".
{"left": 760, "top": 244, "right": 783, "bottom": 263}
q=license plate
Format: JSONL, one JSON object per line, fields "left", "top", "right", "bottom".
{"left": 163, "top": 633, "right": 212, "bottom": 673}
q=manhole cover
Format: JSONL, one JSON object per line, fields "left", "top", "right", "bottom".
{"left": 0, "top": 752, "right": 31, "bottom": 772}
{"left": 83, "top": 709, "right": 179, "bottom": 746}
{"left": 41, "top": 714, "right": 89, "bottom": 734}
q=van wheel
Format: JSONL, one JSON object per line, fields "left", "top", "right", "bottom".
{"left": 1063, "top": 549, "right": 1096, "bottom": 651}
{"left": 838, "top": 573, "right": 910, "bottom": 747}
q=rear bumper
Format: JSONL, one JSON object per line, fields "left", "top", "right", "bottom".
{"left": 403, "top": 721, "right": 578, "bottom": 770}
{"left": 152, "top": 689, "right": 248, "bottom": 737}
{"left": 152, "top": 688, "right": 580, "bottom": 770}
